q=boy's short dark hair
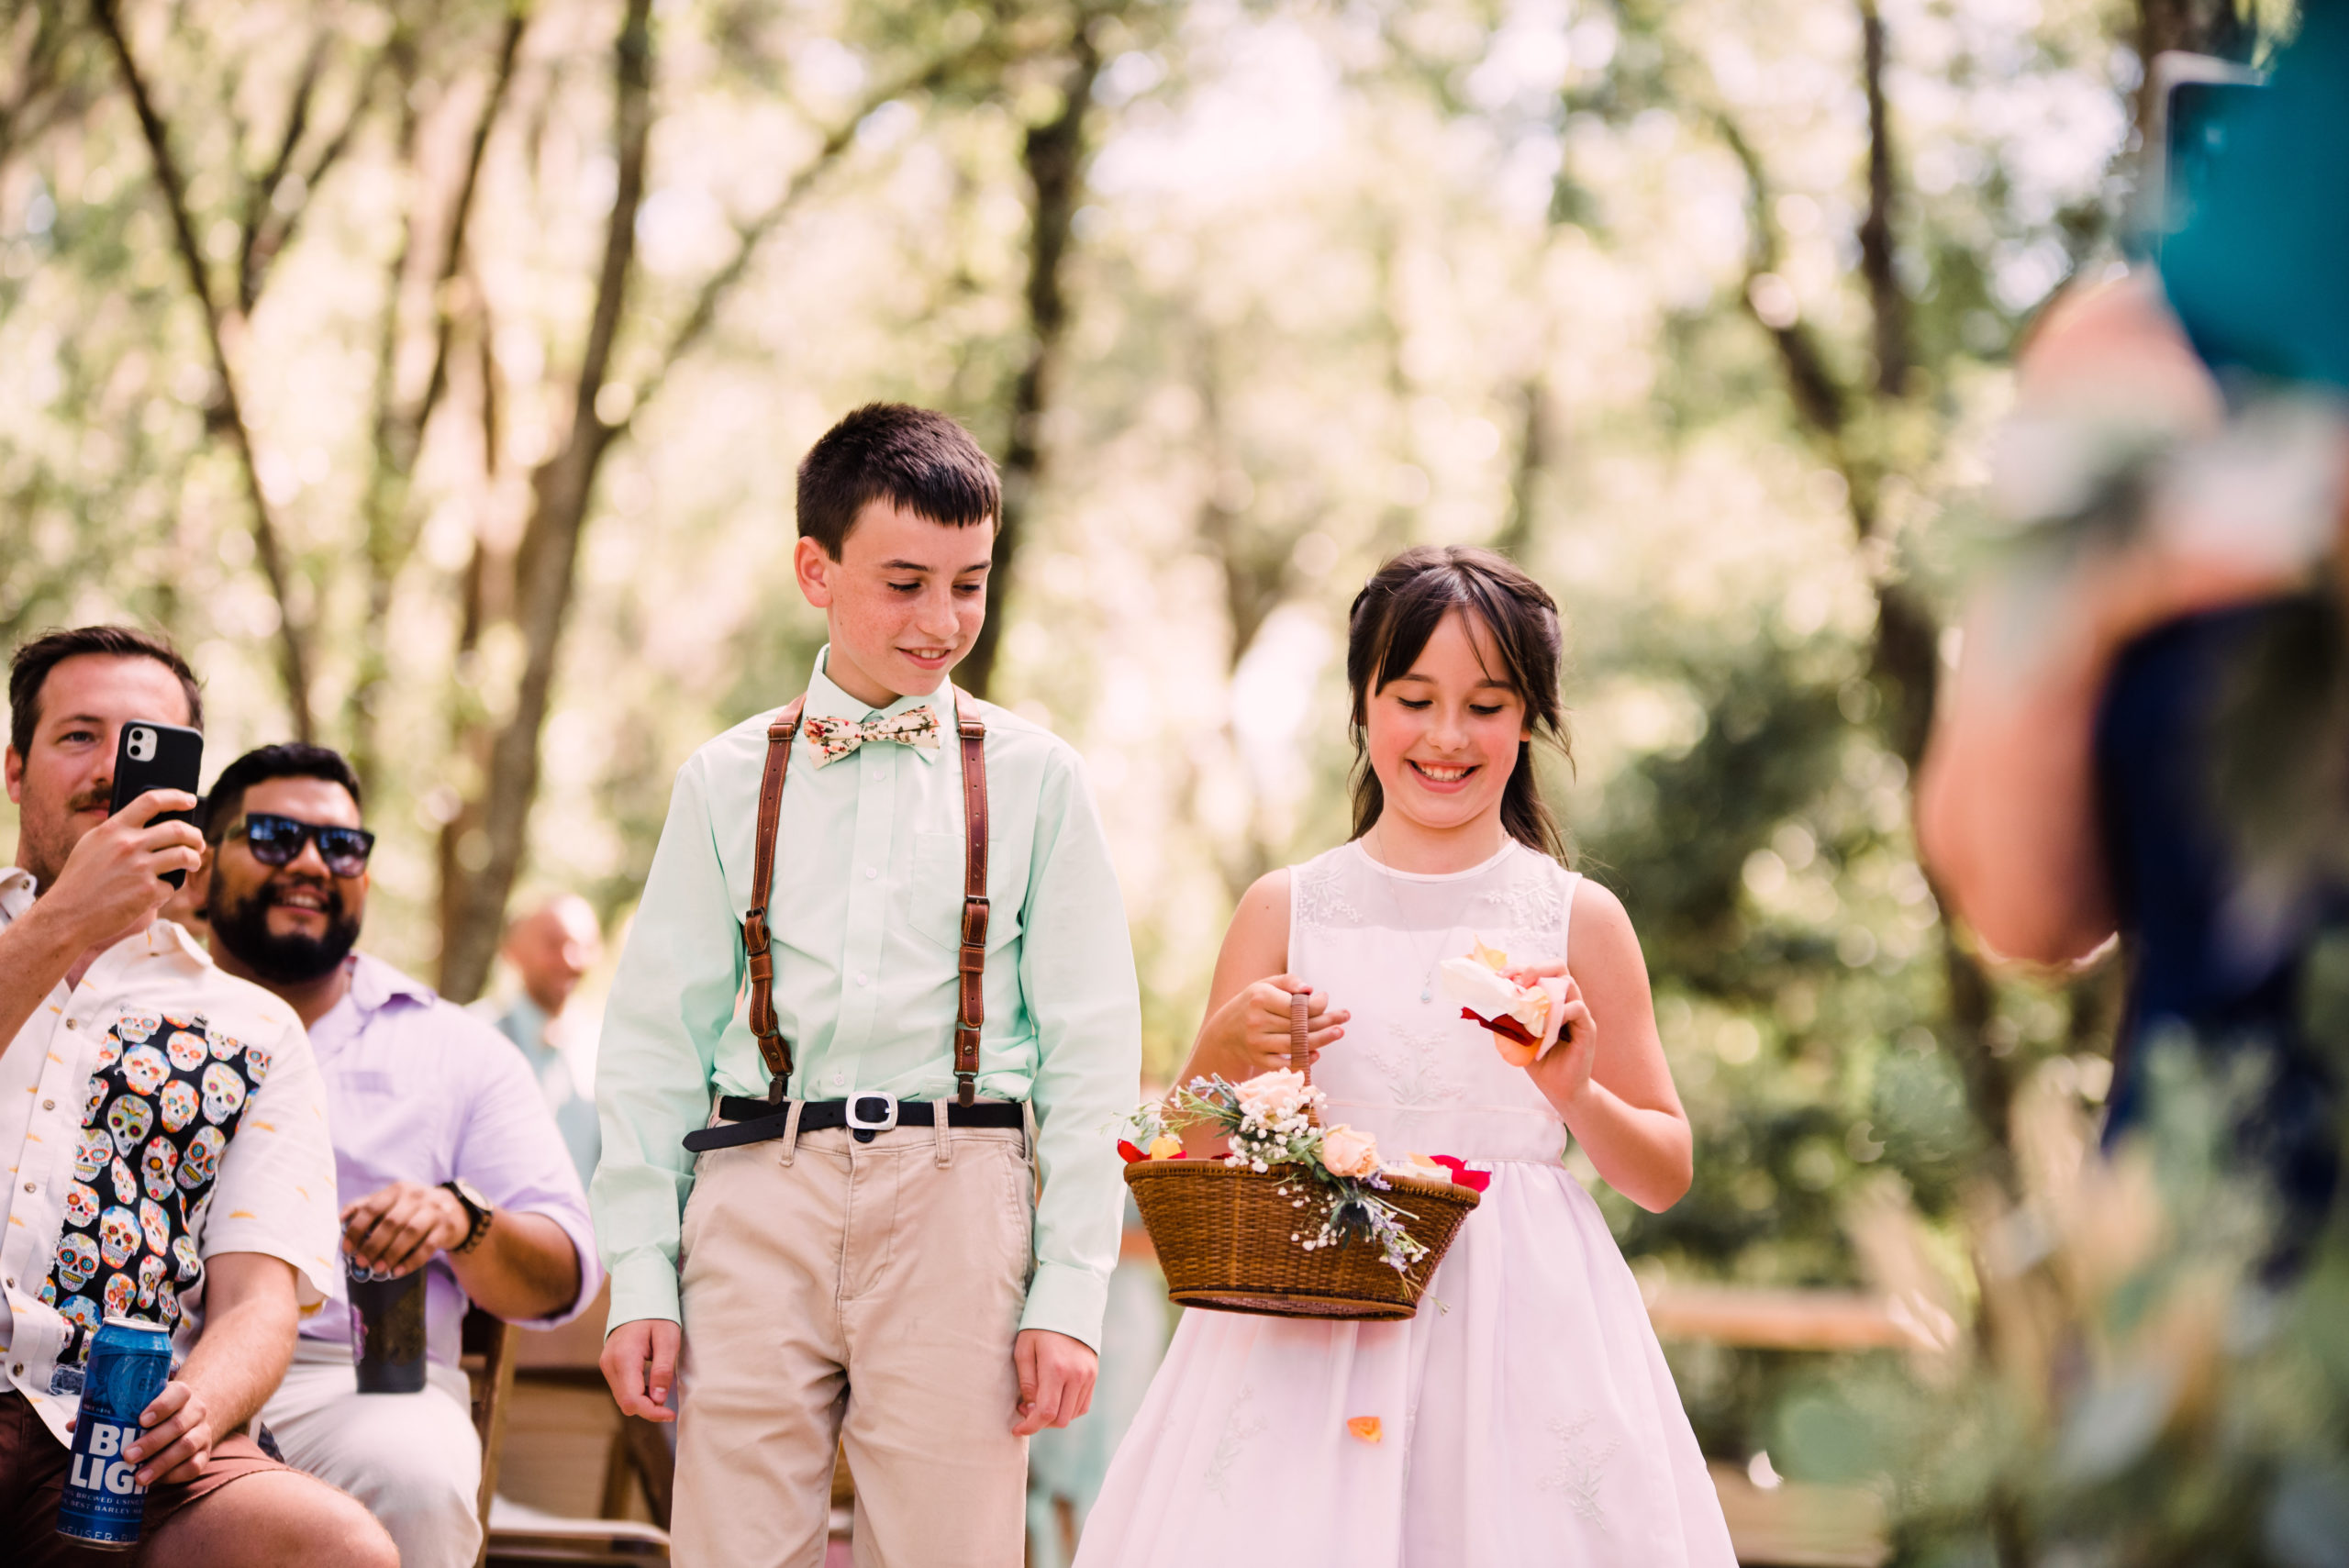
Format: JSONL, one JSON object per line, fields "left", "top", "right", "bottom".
{"left": 203, "top": 743, "right": 364, "bottom": 841}
{"left": 796, "top": 403, "right": 999, "bottom": 559}
{"left": 9, "top": 625, "right": 203, "bottom": 759}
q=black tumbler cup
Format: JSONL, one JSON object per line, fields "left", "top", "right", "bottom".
{"left": 348, "top": 1259, "right": 428, "bottom": 1394}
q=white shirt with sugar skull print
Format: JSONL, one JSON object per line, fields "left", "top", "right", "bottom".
{"left": 0, "top": 868, "right": 340, "bottom": 1448}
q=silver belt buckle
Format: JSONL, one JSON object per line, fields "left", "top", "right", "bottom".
{"left": 847, "top": 1091, "right": 899, "bottom": 1133}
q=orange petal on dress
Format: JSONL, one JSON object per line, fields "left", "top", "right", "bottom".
{"left": 1347, "top": 1416, "right": 1382, "bottom": 1443}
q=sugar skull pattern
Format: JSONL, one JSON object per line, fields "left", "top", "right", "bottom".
{"left": 73, "top": 1129, "right": 111, "bottom": 1182}
{"left": 40, "top": 1010, "right": 266, "bottom": 1367}
{"left": 141, "top": 1137, "right": 180, "bottom": 1199}
{"left": 165, "top": 1030, "right": 208, "bottom": 1072}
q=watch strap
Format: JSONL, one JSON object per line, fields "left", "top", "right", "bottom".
{"left": 442, "top": 1180, "right": 494, "bottom": 1254}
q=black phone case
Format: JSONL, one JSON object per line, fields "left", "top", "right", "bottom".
{"left": 110, "top": 719, "right": 205, "bottom": 890}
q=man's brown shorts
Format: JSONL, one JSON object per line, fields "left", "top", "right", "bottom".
{"left": 0, "top": 1390, "right": 287, "bottom": 1565}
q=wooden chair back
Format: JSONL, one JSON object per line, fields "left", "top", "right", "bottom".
{"left": 462, "top": 1307, "right": 521, "bottom": 1568}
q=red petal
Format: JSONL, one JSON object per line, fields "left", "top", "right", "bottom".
{"left": 1118, "top": 1140, "right": 1148, "bottom": 1164}
{"left": 1429, "top": 1154, "right": 1493, "bottom": 1193}
{"left": 1460, "top": 1007, "right": 1538, "bottom": 1047}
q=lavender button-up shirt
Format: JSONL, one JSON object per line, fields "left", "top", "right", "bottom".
{"left": 304, "top": 952, "right": 601, "bottom": 1366}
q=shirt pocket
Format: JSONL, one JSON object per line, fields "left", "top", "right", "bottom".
{"left": 901, "top": 830, "right": 1024, "bottom": 955}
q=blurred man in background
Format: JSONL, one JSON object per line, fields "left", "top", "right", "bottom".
{"left": 481, "top": 895, "right": 604, "bottom": 1192}
{"left": 193, "top": 743, "right": 602, "bottom": 1567}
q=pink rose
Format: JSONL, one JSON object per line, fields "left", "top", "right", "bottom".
{"left": 1319, "top": 1123, "right": 1379, "bottom": 1179}
{"left": 1233, "top": 1069, "right": 1313, "bottom": 1125}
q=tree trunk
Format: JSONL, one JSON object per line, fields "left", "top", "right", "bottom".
{"left": 351, "top": 9, "right": 529, "bottom": 797}
{"left": 435, "top": 0, "right": 653, "bottom": 1001}
{"left": 958, "top": 30, "right": 1100, "bottom": 700}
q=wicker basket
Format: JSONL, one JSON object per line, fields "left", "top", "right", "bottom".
{"left": 1127, "top": 994, "right": 1481, "bottom": 1320}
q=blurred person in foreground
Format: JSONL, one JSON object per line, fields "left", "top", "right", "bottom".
{"left": 479, "top": 895, "right": 605, "bottom": 1192}
{"left": 1919, "top": 3, "right": 2349, "bottom": 1273}
{"left": 595, "top": 403, "right": 1139, "bottom": 1566}
{"left": 191, "top": 743, "right": 601, "bottom": 1567}
{"left": 0, "top": 628, "right": 389, "bottom": 1566}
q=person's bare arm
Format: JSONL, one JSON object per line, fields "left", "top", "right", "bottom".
{"left": 1173, "top": 870, "right": 1351, "bottom": 1086}
{"left": 1170, "top": 871, "right": 1351, "bottom": 1156}
{"left": 125, "top": 1251, "right": 298, "bottom": 1485}
{"left": 0, "top": 790, "right": 201, "bottom": 1061}
{"left": 1916, "top": 271, "right": 2311, "bottom": 964}
{"left": 342, "top": 1182, "right": 582, "bottom": 1321}
{"left": 1511, "top": 883, "right": 1692, "bottom": 1212}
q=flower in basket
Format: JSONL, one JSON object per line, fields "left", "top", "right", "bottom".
{"left": 1440, "top": 935, "right": 1568, "bottom": 1067}
{"left": 1129, "top": 1070, "right": 1432, "bottom": 1273}
{"left": 1232, "top": 1068, "right": 1316, "bottom": 1129}
{"left": 1319, "top": 1124, "right": 1379, "bottom": 1179}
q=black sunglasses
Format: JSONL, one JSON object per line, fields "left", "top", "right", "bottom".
{"left": 220, "top": 814, "right": 377, "bottom": 877}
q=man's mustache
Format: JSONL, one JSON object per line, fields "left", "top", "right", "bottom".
{"left": 252, "top": 877, "right": 347, "bottom": 919}
{"left": 68, "top": 787, "right": 111, "bottom": 814}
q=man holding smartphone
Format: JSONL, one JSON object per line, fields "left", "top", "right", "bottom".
{"left": 0, "top": 626, "right": 391, "bottom": 1566}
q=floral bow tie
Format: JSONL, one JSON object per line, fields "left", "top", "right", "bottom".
{"left": 805, "top": 706, "right": 942, "bottom": 767}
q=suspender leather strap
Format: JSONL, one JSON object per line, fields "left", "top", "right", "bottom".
{"left": 738, "top": 692, "right": 992, "bottom": 1107}
{"left": 743, "top": 696, "right": 807, "bottom": 1100}
{"left": 953, "top": 693, "right": 990, "bottom": 1107}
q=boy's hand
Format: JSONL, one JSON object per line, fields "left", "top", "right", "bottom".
{"left": 1010, "top": 1329, "right": 1096, "bottom": 1437}
{"left": 601, "top": 1318, "right": 681, "bottom": 1423}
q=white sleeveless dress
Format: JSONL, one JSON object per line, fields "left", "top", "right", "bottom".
{"left": 1074, "top": 839, "right": 1736, "bottom": 1567}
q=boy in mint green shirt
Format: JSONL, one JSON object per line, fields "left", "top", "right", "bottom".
{"left": 593, "top": 404, "right": 1141, "bottom": 1565}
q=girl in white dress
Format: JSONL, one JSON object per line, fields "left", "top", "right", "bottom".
{"left": 1075, "top": 546, "right": 1736, "bottom": 1566}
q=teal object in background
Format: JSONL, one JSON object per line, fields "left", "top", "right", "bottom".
{"left": 2162, "top": 0, "right": 2349, "bottom": 392}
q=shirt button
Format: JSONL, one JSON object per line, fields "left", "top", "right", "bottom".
{"left": 21, "top": 1183, "right": 33, "bottom": 1194}
{"left": 864, "top": 867, "right": 878, "bottom": 881}
{"left": 63, "top": 1018, "right": 77, "bottom": 1030}
{"left": 855, "top": 973, "right": 870, "bottom": 987}
{"left": 831, "top": 1071, "right": 845, "bottom": 1086}
{"left": 39, "top": 1100, "right": 52, "bottom": 1111}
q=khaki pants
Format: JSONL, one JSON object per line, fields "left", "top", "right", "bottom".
{"left": 674, "top": 1119, "right": 1035, "bottom": 1568}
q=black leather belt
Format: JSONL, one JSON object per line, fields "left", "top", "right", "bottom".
{"left": 683, "top": 1092, "right": 1024, "bottom": 1152}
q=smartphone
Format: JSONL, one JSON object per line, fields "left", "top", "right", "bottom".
{"left": 2143, "top": 52, "right": 2266, "bottom": 252}
{"left": 108, "top": 719, "right": 205, "bottom": 889}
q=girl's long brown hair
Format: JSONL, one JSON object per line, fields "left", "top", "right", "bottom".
{"left": 1346, "top": 545, "right": 1570, "bottom": 862}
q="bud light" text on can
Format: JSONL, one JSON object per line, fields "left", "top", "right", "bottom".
{"left": 57, "top": 1316, "right": 172, "bottom": 1550}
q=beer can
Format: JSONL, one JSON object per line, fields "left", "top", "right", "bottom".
{"left": 56, "top": 1316, "right": 173, "bottom": 1550}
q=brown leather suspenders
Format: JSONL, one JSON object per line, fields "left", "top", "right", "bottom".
{"left": 740, "top": 692, "right": 991, "bottom": 1106}
{"left": 741, "top": 696, "right": 805, "bottom": 1100}
{"left": 952, "top": 694, "right": 989, "bottom": 1106}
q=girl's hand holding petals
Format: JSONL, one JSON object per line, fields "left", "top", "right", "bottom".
{"left": 1526, "top": 974, "right": 1598, "bottom": 1109}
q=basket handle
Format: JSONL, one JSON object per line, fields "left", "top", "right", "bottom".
{"left": 1289, "top": 989, "right": 1319, "bottom": 1125}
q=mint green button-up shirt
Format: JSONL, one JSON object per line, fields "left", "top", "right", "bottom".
{"left": 591, "top": 650, "right": 1142, "bottom": 1349}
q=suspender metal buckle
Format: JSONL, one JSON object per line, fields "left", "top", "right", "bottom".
{"left": 846, "top": 1091, "right": 900, "bottom": 1134}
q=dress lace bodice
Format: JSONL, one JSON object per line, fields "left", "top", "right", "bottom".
{"left": 1287, "top": 838, "right": 1580, "bottom": 1165}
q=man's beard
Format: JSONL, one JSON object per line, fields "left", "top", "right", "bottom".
{"left": 17, "top": 784, "right": 112, "bottom": 892}
{"left": 206, "top": 875, "right": 361, "bottom": 984}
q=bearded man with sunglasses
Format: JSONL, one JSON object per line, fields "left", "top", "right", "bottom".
{"left": 191, "top": 744, "right": 601, "bottom": 1568}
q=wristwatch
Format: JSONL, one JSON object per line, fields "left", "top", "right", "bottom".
{"left": 440, "top": 1179, "right": 495, "bottom": 1255}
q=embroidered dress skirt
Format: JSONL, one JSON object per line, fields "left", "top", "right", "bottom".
{"left": 1071, "top": 1160, "right": 1733, "bottom": 1566}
